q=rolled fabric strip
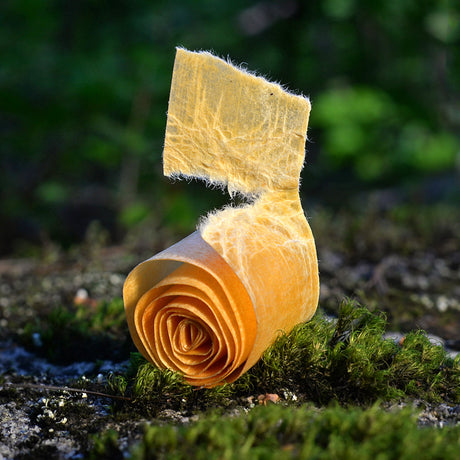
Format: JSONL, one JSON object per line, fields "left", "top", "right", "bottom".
{"left": 123, "top": 48, "right": 320, "bottom": 387}
{"left": 124, "top": 232, "right": 257, "bottom": 387}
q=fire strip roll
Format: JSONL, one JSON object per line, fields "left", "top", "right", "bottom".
{"left": 123, "top": 48, "right": 319, "bottom": 387}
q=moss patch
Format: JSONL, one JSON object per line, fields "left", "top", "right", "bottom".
{"left": 128, "top": 403, "right": 460, "bottom": 460}
{"left": 21, "top": 298, "right": 132, "bottom": 364}
{"left": 110, "top": 300, "right": 458, "bottom": 417}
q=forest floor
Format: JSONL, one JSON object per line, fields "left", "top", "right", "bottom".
{"left": 0, "top": 196, "right": 459, "bottom": 459}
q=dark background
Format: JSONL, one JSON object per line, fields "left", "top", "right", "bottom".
{"left": 1, "top": 0, "right": 459, "bottom": 255}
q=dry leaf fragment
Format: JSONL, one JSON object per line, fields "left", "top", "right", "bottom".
{"left": 123, "top": 48, "right": 319, "bottom": 387}
{"left": 257, "top": 393, "right": 281, "bottom": 405}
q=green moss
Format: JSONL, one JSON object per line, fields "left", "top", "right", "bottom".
{"left": 78, "top": 297, "right": 127, "bottom": 334}
{"left": 87, "top": 430, "right": 123, "bottom": 460}
{"left": 237, "top": 301, "right": 459, "bottom": 404}
{"left": 133, "top": 363, "right": 189, "bottom": 398}
{"left": 106, "top": 373, "right": 129, "bottom": 397}
{"left": 118, "top": 300, "right": 459, "bottom": 412}
{"left": 130, "top": 403, "right": 460, "bottom": 460}
{"left": 21, "top": 297, "right": 131, "bottom": 364}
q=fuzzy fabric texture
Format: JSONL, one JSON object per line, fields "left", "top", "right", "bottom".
{"left": 163, "top": 48, "right": 310, "bottom": 196}
{"left": 123, "top": 48, "right": 319, "bottom": 387}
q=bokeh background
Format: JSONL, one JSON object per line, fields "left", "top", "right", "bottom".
{"left": 1, "top": 0, "right": 459, "bottom": 255}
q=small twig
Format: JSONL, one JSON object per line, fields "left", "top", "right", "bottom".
{"left": 2, "top": 382, "right": 131, "bottom": 401}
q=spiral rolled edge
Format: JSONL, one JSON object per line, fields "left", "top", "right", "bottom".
{"left": 123, "top": 232, "right": 257, "bottom": 387}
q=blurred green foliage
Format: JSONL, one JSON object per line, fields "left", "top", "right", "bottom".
{"left": 1, "top": 0, "right": 458, "bottom": 252}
